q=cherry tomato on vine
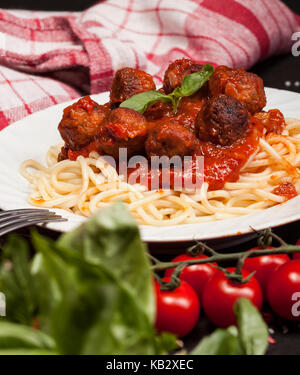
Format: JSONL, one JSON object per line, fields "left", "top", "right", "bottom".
{"left": 267, "top": 260, "right": 300, "bottom": 321}
{"left": 242, "top": 247, "right": 289, "bottom": 298}
{"left": 164, "top": 254, "right": 217, "bottom": 300}
{"left": 154, "top": 277, "right": 200, "bottom": 338}
{"left": 292, "top": 239, "right": 300, "bottom": 260}
{"left": 202, "top": 268, "right": 263, "bottom": 328}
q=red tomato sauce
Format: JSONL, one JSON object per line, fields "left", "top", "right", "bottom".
{"left": 64, "top": 95, "right": 263, "bottom": 191}
{"left": 145, "top": 93, "right": 205, "bottom": 132}
{"left": 126, "top": 118, "right": 262, "bottom": 191}
{"left": 67, "top": 140, "right": 103, "bottom": 160}
{"left": 198, "top": 118, "right": 263, "bottom": 190}
{"left": 253, "top": 109, "right": 286, "bottom": 135}
{"left": 126, "top": 160, "right": 204, "bottom": 191}
{"left": 272, "top": 182, "right": 297, "bottom": 201}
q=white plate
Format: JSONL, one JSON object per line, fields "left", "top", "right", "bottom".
{"left": 0, "top": 88, "right": 300, "bottom": 243}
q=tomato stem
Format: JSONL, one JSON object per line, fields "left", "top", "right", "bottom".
{"left": 186, "top": 241, "right": 219, "bottom": 257}
{"left": 253, "top": 227, "right": 288, "bottom": 248}
{"left": 150, "top": 229, "right": 300, "bottom": 279}
{"left": 152, "top": 246, "right": 300, "bottom": 270}
{"left": 148, "top": 253, "right": 160, "bottom": 264}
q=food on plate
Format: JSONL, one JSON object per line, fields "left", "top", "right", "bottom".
{"left": 196, "top": 94, "right": 249, "bottom": 146}
{"left": 145, "top": 121, "right": 199, "bottom": 159}
{"left": 253, "top": 109, "right": 286, "bottom": 135}
{"left": 110, "top": 67, "right": 156, "bottom": 104}
{"left": 58, "top": 96, "right": 109, "bottom": 151}
{"left": 209, "top": 65, "right": 266, "bottom": 114}
{"left": 20, "top": 58, "right": 300, "bottom": 225}
{"left": 100, "top": 107, "right": 148, "bottom": 158}
{"left": 163, "top": 58, "right": 205, "bottom": 94}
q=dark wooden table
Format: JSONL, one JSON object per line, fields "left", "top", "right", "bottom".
{"left": 1, "top": 0, "right": 300, "bottom": 355}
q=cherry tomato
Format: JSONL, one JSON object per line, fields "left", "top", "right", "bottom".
{"left": 242, "top": 247, "right": 289, "bottom": 299}
{"left": 165, "top": 254, "right": 217, "bottom": 300}
{"left": 202, "top": 268, "right": 263, "bottom": 328}
{"left": 267, "top": 260, "right": 300, "bottom": 321}
{"left": 155, "top": 277, "right": 200, "bottom": 338}
{"left": 292, "top": 239, "right": 300, "bottom": 260}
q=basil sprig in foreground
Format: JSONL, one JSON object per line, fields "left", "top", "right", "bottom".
{"left": 120, "top": 64, "right": 214, "bottom": 114}
{"left": 191, "top": 298, "right": 269, "bottom": 355}
{"left": 0, "top": 202, "right": 268, "bottom": 355}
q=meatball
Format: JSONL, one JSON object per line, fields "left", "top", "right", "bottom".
{"left": 209, "top": 66, "right": 266, "bottom": 114}
{"left": 144, "top": 101, "right": 173, "bottom": 122}
{"left": 58, "top": 96, "right": 109, "bottom": 150}
{"left": 100, "top": 107, "right": 148, "bottom": 159}
{"left": 110, "top": 67, "right": 156, "bottom": 104}
{"left": 163, "top": 58, "right": 204, "bottom": 94}
{"left": 145, "top": 121, "right": 199, "bottom": 159}
{"left": 196, "top": 94, "right": 249, "bottom": 147}
{"left": 144, "top": 94, "right": 205, "bottom": 133}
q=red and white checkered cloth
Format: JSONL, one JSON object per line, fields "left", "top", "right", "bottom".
{"left": 0, "top": 0, "right": 299, "bottom": 129}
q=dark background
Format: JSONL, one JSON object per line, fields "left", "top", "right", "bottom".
{"left": 5, "top": 0, "right": 96, "bottom": 10}
{"left": 0, "top": 0, "right": 300, "bottom": 355}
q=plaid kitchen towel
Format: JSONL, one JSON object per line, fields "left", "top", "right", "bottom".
{"left": 0, "top": 0, "right": 299, "bottom": 128}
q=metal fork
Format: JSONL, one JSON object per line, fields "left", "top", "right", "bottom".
{"left": 0, "top": 208, "right": 68, "bottom": 237}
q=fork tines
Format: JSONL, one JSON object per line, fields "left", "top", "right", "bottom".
{"left": 0, "top": 208, "right": 67, "bottom": 236}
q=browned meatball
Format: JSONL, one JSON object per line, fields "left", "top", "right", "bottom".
{"left": 163, "top": 58, "right": 204, "bottom": 94}
{"left": 110, "top": 67, "right": 156, "bottom": 104}
{"left": 144, "top": 94, "right": 206, "bottom": 134}
{"left": 145, "top": 121, "right": 199, "bottom": 159}
{"left": 58, "top": 96, "right": 109, "bottom": 150}
{"left": 209, "top": 66, "right": 266, "bottom": 114}
{"left": 196, "top": 95, "right": 249, "bottom": 147}
{"left": 100, "top": 107, "right": 148, "bottom": 159}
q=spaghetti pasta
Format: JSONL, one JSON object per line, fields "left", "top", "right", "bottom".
{"left": 20, "top": 118, "right": 300, "bottom": 226}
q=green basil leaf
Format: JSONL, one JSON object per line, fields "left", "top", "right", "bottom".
{"left": 174, "top": 64, "right": 214, "bottom": 97}
{"left": 0, "top": 203, "right": 177, "bottom": 355}
{"left": 0, "top": 236, "right": 36, "bottom": 325}
{"left": 120, "top": 64, "right": 213, "bottom": 114}
{"left": 191, "top": 298, "right": 268, "bottom": 355}
{"left": 30, "top": 253, "right": 62, "bottom": 332}
{"left": 31, "top": 203, "right": 176, "bottom": 355}
{"left": 120, "top": 90, "right": 171, "bottom": 113}
{"left": 0, "top": 321, "right": 55, "bottom": 350}
{"left": 32, "top": 230, "right": 175, "bottom": 355}
{"left": 154, "top": 332, "right": 179, "bottom": 355}
{"left": 191, "top": 327, "right": 243, "bottom": 355}
{"left": 234, "top": 298, "right": 269, "bottom": 355}
{"left": 51, "top": 279, "right": 166, "bottom": 355}
{"left": 171, "top": 96, "right": 182, "bottom": 115}
{"left": 58, "top": 201, "right": 155, "bottom": 324}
